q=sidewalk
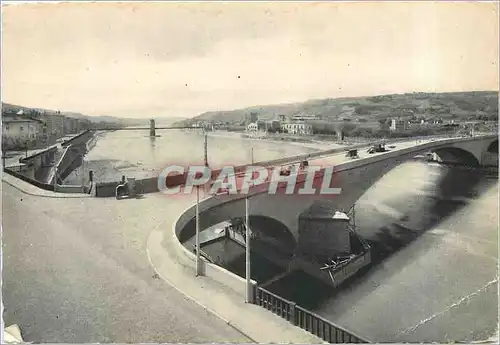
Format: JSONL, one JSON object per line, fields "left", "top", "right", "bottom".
{"left": 146, "top": 196, "right": 325, "bottom": 344}
{"left": 1, "top": 173, "right": 91, "bottom": 199}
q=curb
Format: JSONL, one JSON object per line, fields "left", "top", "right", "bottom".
{"left": 147, "top": 197, "right": 327, "bottom": 344}
{"left": 2, "top": 175, "right": 91, "bottom": 199}
{"left": 145, "top": 224, "right": 258, "bottom": 343}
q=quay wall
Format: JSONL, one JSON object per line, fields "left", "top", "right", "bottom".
{"left": 3, "top": 167, "right": 56, "bottom": 191}
{"left": 61, "top": 130, "right": 94, "bottom": 148}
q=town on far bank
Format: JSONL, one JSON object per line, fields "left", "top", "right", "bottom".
{"left": 181, "top": 91, "right": 499, "bottom": 143}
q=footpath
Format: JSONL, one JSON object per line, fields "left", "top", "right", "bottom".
{"left": 146, "top": 188, "right": 325, "bottom": 344}
{"left": 3, "top": 173, "right": 324, "bottom": 344}
{"left": 148, "top": 224, "right": 325, "bottom": 343}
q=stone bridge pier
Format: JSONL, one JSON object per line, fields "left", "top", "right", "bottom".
{"left": 150, "top": 119, "right": 156, "bottom": 137}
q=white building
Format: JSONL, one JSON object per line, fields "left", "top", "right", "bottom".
{"left": 247, "top": 122, "right": 258, "bottom": 132}
{"left": 290, "top": 114, "right": 320, "bottom": 122}
{"left": 280, "top": 121, "right": 313, "bottom": 135}
{"left": 390, "top": 118, "right": 408, "bottom": 131}
{"left": 2, "top": 112, "right": 45, "bottom": 148}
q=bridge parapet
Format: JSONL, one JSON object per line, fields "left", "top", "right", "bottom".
{"left": 61, "top": 130, "right": 94, "bottom": 148}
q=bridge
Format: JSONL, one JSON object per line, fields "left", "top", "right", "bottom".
{"left": 96, "top": 126, "right": 194, "bottom": 131}
{"left": 176, "top": 134, "right": 498, "bottom": 248}
{"left": 95, "top": 119, "right": 198, "bottom": 136}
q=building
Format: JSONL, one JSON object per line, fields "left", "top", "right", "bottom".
{"left": 245, "top": 112, "right": 258, "bottom": 124}
{"left": 390, "top": 118, "right": 408, "bottom": 131}
{"left": 2, "top": 111, "right": 45, "bottom": 149}
{"left": 269, "top": 120, "right": 281, "bottom": 132}
{"left": 247, "top": 122, "right": 258, "bottom": 132}
{"left": 63, "top": 117, "right": 80, "bottom": 134}
{"left": 290, "top": 114, "right": 320, "bottom": 122}
{"left": 280, "top": 121, "right": 313, "bottom": 135}
{"left": 278, "top": 114, "right": 287, "bottom": 122}
{"left": 256, "top": 120, "right": 267, "bottom": 131}
{"left": 44, "top": 114, "right": 66, "bottom": 138}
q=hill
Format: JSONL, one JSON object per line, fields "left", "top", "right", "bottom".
{"left": 1, "top": 102, "right": 153, "bottom": 126}
{"left": 1, "top": 102, "right": 188, "bottom": 127}
{"left": 180, "top": 91, "right": 498, "bottom": 125}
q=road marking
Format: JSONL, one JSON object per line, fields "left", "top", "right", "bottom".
{"left": 397, "top": 278, "right": 498, "bottom": 337}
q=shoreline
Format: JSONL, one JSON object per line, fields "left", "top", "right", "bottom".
{"left": 64, "top": 130, "right": 331, "bottom": 184}
{"left": 197, "top": 130, "right": 351, "bottom": 151}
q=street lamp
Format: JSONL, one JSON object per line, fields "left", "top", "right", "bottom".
{"left": 204, "top": 132, "right": 209, "bottom": 167}
{"left": 195, "top": 184, "right": 202, "bottom": 276}
{"left": 196, "top": 131, "right": 208, "bottom": 277}
{"left": 245, "top": 181, "right": 254, "bottom": 303}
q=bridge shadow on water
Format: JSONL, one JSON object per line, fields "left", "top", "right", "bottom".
{"left": 263, "top": 165, "right": 498, "bottom": 311}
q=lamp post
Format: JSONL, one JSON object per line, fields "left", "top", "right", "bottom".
{"left": 2, "top": 148, "right": 6, "bottom": 170}
{"left": 204, "top": 132, "right": 209, "bottom": 167}
{"left": 53, "top": 169, "right": 58, "bottom": 188}
{"left": 80, "top": 153, "right": 86, "bottom": 186}
{"left": 245, "top": 183, "right": 253, "bottom": 303}
{"left": 195, "top": 184, "right": 202, "bottom": 276}
{"left": 195, "top": 130, "right": 207, "bottom": 277}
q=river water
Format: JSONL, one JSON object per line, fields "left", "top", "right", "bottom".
{"left": 64, "top": 129, "right": 339, "bottom": 184}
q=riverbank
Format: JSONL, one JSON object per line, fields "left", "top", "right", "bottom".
{"left": 201, "top": 130, "right": 354, "bottom": 151}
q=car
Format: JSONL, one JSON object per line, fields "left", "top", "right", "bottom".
{"left": 367, "top": 143, "right": 387, "bottom": 154}
{"left": 215, "top": 186, "right": 231, "bottom": 195}
{"left": 345, "top": 149, "right": 359, "bottom": 159}
{"left": 213, "top": 181, "right": 236, "bottom": 195}
{"left": 280, "top": 166, "right": 291, "bottom": 176}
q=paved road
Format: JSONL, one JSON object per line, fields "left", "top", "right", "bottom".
{"left": 1, "top": 183, "right": 251, "bottom": 343}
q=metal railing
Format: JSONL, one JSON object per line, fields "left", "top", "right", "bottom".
{"left": 254, "top": 286, "right": 369, "bottom": 343}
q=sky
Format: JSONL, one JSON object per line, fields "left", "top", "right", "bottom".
{"left": 1, "top": 1, "right": 499, "bottom": 119}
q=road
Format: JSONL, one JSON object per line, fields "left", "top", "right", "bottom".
{"left": 1, "top": 183, "right": 251, "bottom": 343}
{"left": 217, "top": 136, "right": 453, "bottom": 193}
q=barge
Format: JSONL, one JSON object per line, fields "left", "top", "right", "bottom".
{"left": 291, "top": 201, "right": 372, "bottom": 288}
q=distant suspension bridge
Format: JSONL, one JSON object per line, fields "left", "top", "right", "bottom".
{"left": 94, "top": 119, "right": 207, "bottom": 135}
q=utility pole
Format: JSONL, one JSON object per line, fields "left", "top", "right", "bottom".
{"left": 81, "top": 154, "right": 85, "bottom": 186}
{"left": 352, "top": 203, "right": 356, "bottom": 229}
{"left": 195, "top": 185, "right": 202, "bottom": 276}
{"left": 251, "top": 147, "right": 254, "bottom": 164}
{"left": 245, "top": 191, "right": 252, "bottom": 303}
{"left": 2, "top": 148, "right": 6, "bottom": 170}
{"left": 204, "top": 133, "right": 209, "bottom": 167}
{"left": 53, "top": 169, "right": 58, "bottom": 187}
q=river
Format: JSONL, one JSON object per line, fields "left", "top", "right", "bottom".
{"left": 64, "top": 129, "right": 341, "bottom": 184}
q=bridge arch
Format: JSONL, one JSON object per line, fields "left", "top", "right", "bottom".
{"left": 176, "top": 197, "right": 297, "bottom": 250}
{"left": 487, "top": 139, "right": 498, "bottom": 153}
{"left": 432, "top": 147, "right": 480, "bottom": 166}
{"left": 247, "top": 215, "right": 297, "bottom": 249}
